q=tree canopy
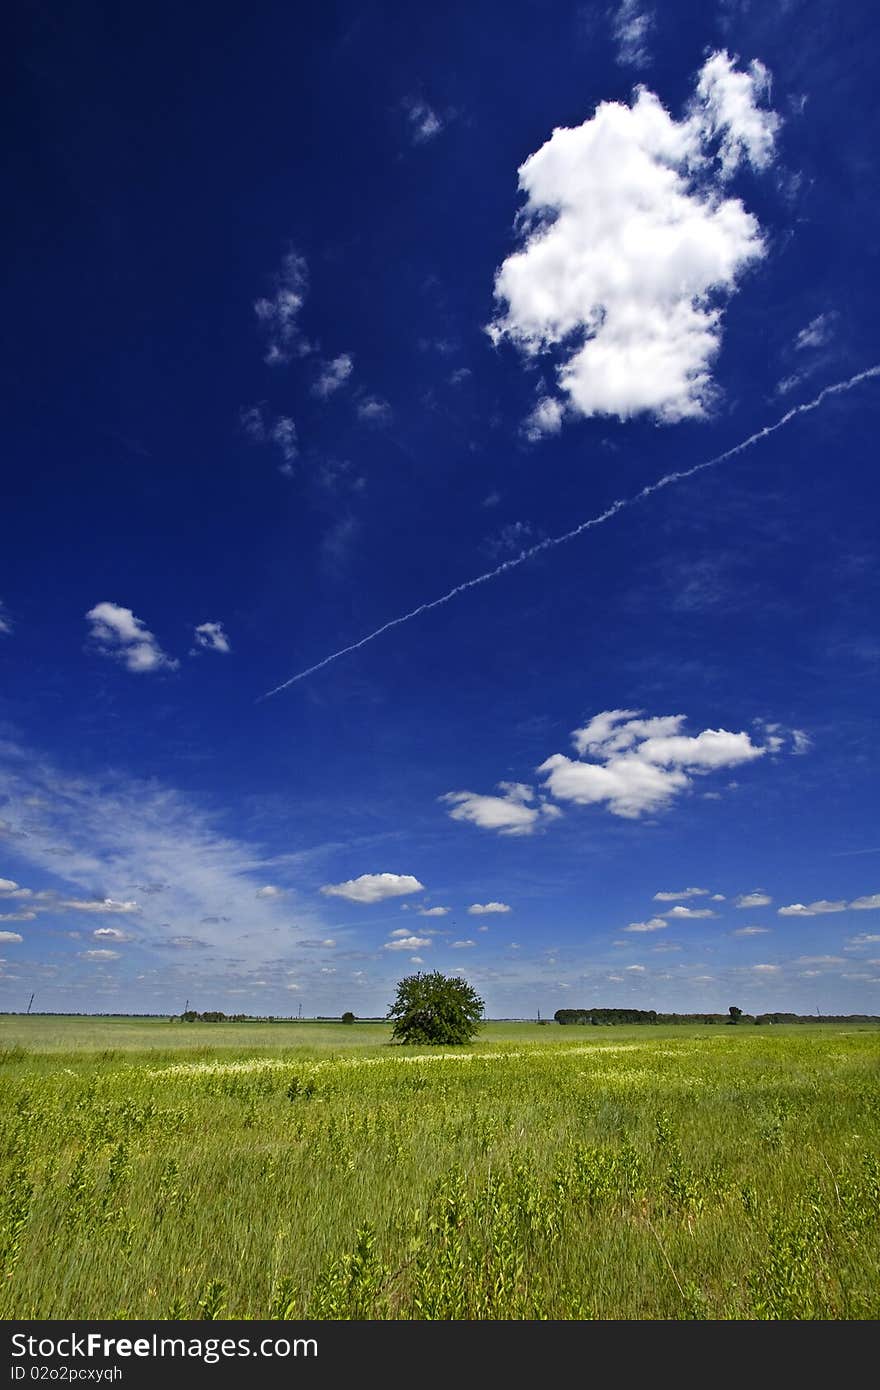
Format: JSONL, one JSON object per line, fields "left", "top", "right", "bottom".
{"left": 387, "top": 971, "right": 484, "bottom": 1045}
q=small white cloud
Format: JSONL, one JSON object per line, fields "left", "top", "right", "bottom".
{"left": 410, "top": 955, "right": 424, "bottom": 964}
{"left": 778, "top": 900, "right": 847, "bottom": 917}
{"left": 626, "top": 964, "right": 646, "bottom": 973}
{"left": 0, "top": 601, "right": 12, "bottom": 636}
{"left": 256, "top": 885, "right": 283, "bottom": 899}
{"left": 711, "top": 893, "right": 726, "bottom": 902}
{"left": 653, "top": 887, "right": 709, "bottom": 901}
{"left": 321, "top": 873, "right": 425, "bottom": 904}
{"left": 80, "top": 948, "right": 119, "bottom": 960}
{"left": 0, "top": 879, "right": 20, "bottom": 893}
{"left": 849, "top": 934, "right": 880, "bottom": 946}
{"left": 850, "top": 894, "right": 880, "bottom": 911}
{"left": 736, "top": 891, "right": 772, "bottom": 908}
{"left": 384, "top": 935, "right": 432, "bottom": 951}
{"left": 623, "top": 918, "right": 667, "bottom": 932}
{"left": 313, "top": 353, "right": 354, "bottom": 399}
{"left": 791, "top": 729, "right": 812, "bottom": 755}
{"left": 93, "top": 927, "right": 132, "bottom": 941}
{"left": 192, "top": 622, "right": 231, "bottom": 655}
{"left": 443, "top": 783, "right": 559, "bottom": 836}
{"left": 61, "top": 898, "right": 139, "bottom": 914}
{"left": 661, "top": 905, "right": 717, "bottom": 919}
{"left": 356, "top": 395, "right": 393, "bottom": 425}
{"left": 86, "top": 603, "right": 178, "bottom": 674}
{"left": 418, "top": 906, "right": 449, "bottom": 917}
{"left": 254, "top": 250, "right": 309, "bottom": 365}
{"left": 751, "top": 963, "right": 779, "bottom": 973}
{"left": 732, "top": 926, "right": 770, "bottom": 936}
{"left": 451, "top": 940, "right": 476, "bottom": 949}
{"left": 468, "top": 902, "right": 511, "bottom": 916}
{"left": 404, "top": 98, "right": 443, "bottom": 144}
{"left": 795, "top": 313, "right": 835, "bottom": 352}
{"left": 0, "top": 931, "right": 24, "bottom": 942}
{"left": 0, "top": 911, "right": 35, "bottom": 922}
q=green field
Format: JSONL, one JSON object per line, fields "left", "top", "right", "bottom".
{"left": 1, "top": 1016, "right": 878, "bottom": 1320}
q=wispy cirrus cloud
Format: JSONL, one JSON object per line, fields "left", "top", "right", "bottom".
{"left": 240, "top": 405, "right": 298, "bottom": 474}
{"left": 653, "top": 887, "right": 709, "bottom": 901}
{"left": 85, "top": 603, "right": 178, "bottom": 675}
{"left": 488, "top": 51, "right": 779, "bottom": 427}
{"left": 312, "top": 353, "right": 354, "bottom": 399}
{"left": 610, "top": 1, "right": 655, "bottom": 69}
{"left": 254, "top": 249, "right": 309, "bottom": 365}
{"left": 0, "top": 601, "right": 12, "bottom": 636}
{"left": 0, "top": 737, "right": 331, "bottom": 970}
{"left": 403, "top": 98, "right": 443, "bottom": 144}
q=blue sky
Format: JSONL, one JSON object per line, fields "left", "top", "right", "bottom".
{"left": 2, "top": 0, "right": 879, "bottom": 1018}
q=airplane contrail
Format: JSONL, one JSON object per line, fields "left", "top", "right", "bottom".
{"left": 260, "top": 365, "right": 880, "bottom": 699}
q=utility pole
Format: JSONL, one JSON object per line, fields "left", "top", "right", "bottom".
{"left": 26, "top": 993, "right": 34, "bottom": 1015}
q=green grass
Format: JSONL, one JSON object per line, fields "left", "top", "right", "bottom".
{"left": 1, "top": 1017, "right": 878, "bottom": 1320}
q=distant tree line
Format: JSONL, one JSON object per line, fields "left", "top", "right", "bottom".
{"left": 554, "top": 1008, "right": 880, "bottom": 1026}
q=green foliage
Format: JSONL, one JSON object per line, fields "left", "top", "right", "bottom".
{"left": 387, "top": 971, "right": 484, "bottom": 1046}
{"left": 728, "top": 1006, "right": 743, "bottom": 1025}
{"left": 341, "top": 1012, "right": 356, "bottom": 1025}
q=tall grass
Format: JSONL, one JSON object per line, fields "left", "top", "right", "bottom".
{"left": 0, "top": 1020, "right": 877, "bottom": 1319}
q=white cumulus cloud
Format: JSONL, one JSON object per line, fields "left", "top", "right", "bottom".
{"left": 418, "top": 906, "right": 449, "bottom": 917}
{"left": 778, "top": 900, "right": 847, "bottom": 917}
{"left": 442, "top": 782, "right": 560, "bottom": 836}
{"left": 623, "top": 918, "right": 667, "bottom": 932}
{"left": 538, "top": 709, "right": 766, "bottom": 819}
{"left": 735, "top": 891, "right": 772, "bottom": 908}
{"left": 850, "top": 893, "right": 880, "bottom": 911}
{"left": 192, "top": 622, "right": 231, "bottom": 655}
{"left": 661, "top": 905, "right": 717, "bottom": 919}
{"left": 488, "top": 51, "right": 779, "bottom": 427}
{"left": 86, "top": 603, "right": 178, "bottom": 674}
{"left": 384, "top": 935, "right": 432, "bottom": 951}
{"left": 321, "top": 873, "right": 424, "bottom": 904}
{"left": 0, "top": 930, "right": 24, "bottom": 942}
{"left": 468, "top": 902, "right": 511, "bottom": 916}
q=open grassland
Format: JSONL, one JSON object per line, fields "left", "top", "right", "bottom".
{"left": 1, "top": 1017, "right": 878, "bottom": 1320}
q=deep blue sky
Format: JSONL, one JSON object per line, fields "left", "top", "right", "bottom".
{"left": 2, "top": 0, "right": 879, "bottom": 1017}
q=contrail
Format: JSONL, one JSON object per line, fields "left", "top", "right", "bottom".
{"left": 260, "top": 365, "right": 880, "bottom": 699}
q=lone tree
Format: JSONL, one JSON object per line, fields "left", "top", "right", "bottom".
{"left": 341, "top": 1011, "right": 356, "bottom": 1025}
{"left": 728, "top": 1005, "right": 743, "bottom": 1025}
{"left": 387, "top": 970, "right": 484, "bottom": 1045}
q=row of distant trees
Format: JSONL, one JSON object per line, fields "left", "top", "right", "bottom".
{"left": 553, "top": 1007, "right": 875, "bottom": 1025}
{"left": 178, "top": 1009, "right": 359, "bottom": 1024}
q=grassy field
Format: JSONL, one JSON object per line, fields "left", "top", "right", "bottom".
{"left": 1, "top": 1016, "right": 878, "bottom": 1320}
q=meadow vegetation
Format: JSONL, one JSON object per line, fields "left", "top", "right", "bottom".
{"left": 1, "top": 1017, "right": 878, "bottom": 1320}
